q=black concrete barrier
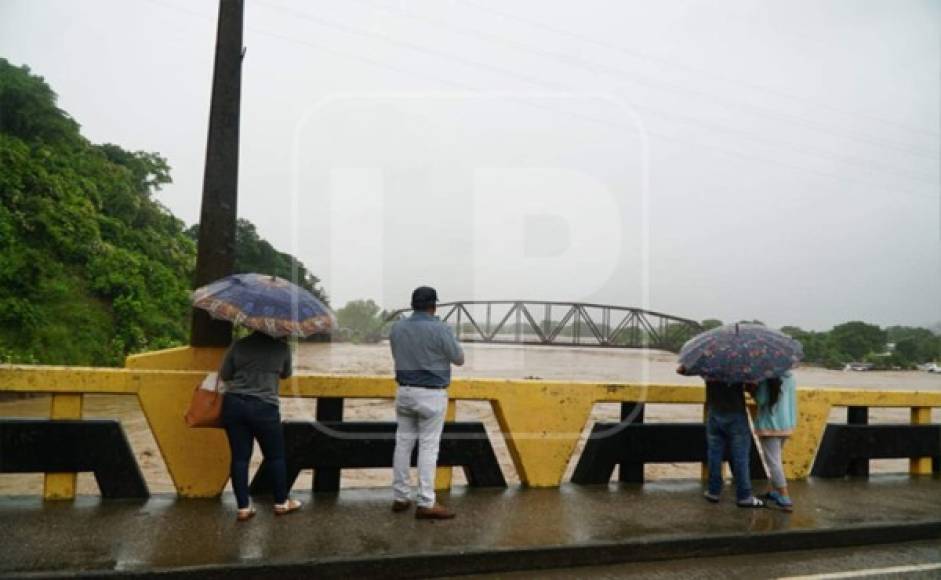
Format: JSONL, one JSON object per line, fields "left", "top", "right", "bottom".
{"left": 313, "top": 397, "right": 344, "bottom": 492}
{"left": 811, "top": 423, "right": 941, "bottom": 478}
{"left": 0, "top": 419, "right": 149, "bottom": 498}
{"left": 572, "top": 421, "right": 767, "bottom": 484}
{"left": 250, "top": 421, "right": 506, "bottom": 495}
{"left": 618, "top": 403, "right": 644, "bottom": 482}
{"left": 846, "top": 406, "right": 870, "bottom": 476}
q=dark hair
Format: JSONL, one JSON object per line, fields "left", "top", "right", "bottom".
{"left": 411, "top": 286, "right": 438, "bottom": 310}
{"left": 764, "top": 377, "right": 783, "bottom": 408}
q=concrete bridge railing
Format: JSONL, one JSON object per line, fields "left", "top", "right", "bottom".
{"left": 0, "top": 346, "right": 939, "bottom": 500}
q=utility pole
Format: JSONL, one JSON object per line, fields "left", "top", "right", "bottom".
{"left": 191, "top": 0, "right": 244, "bottom": 347}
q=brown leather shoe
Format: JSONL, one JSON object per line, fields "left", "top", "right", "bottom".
{"left": 392, "top": 500, "right": 412, "bottom": 513}
{"left": 415, "top": 504, "right": 456, "bottom": 520}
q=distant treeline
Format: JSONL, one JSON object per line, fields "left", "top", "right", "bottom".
{"left": 702, "top": 319, "right": 940, "bottom": 370}
{"left": 780, "top": 322, "right": 940, "bottom": 370}
{"left": 0, "top": 59, "right": 326, "bottom": 365}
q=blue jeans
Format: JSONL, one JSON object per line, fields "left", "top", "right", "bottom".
{"left": 706, "top": 410, "right": 753, "bottom": 502}
{"left": 222, "top": 393, "right": 288, "bottom": 508}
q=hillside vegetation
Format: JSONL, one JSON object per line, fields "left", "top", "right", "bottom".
{"left": 0, "top": 59, "right": 324, "bottom": 365}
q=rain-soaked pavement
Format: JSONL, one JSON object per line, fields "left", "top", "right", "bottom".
{"left": 2, "top": 476, "right": 940, "bottom": 578}
{"left": 444, "top": 540, "right": 941, "bottom": 579}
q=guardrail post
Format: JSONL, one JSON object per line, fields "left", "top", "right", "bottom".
{"left": 847, "top": 406, "right": 869, "bottom": 477}
{"left": 910, "top": 407, "right": 933, "bottom": 475}
{"left": 435, "top": 400, "right": 458, "bottom": 490}
{"left": 43, "top": 394, "right": 83, "bottom": 500}
{"left": 313, "top": 398, "right": 344, "bottom": 492}
{"left": 618, "top": 403, "right": 644, "bottom": 482}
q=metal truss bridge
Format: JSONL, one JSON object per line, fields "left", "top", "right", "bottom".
{"left": 387, "top": 301, "right": 702, "bottom": 352}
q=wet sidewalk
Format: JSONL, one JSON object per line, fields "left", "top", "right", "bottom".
{"left": 3, "top": 476, "right": 940, "bottom": 579}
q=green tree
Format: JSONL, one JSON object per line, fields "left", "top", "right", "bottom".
{"left": 701, "top": 319, "right": 723, "bottom": 330}
{"left": 0, "top": 59, "right": 194, "bottom": 363}
{"left": 886, "top": 326, "right": 941, "bottom": 363}
{"left": 777, "top": 326, "right": 849, "bottom": 369}
{"left": 185, "top": 219, "right": 328, "bottom": 304}
{"left": 0, "top": 61, "right": 81, "bottom": 146}
{"left": 335, "top": 299, "right": 388, "bottom": 343}
{"left": 0, "top": 59, "right": 326, "bottom": 364}
{"left": 829, "top": 321, "right": 887, "bottom": 361}
{"left": 893, "top": 338, "right": 919, "bottom": 365}
{"left": 779, "top": 326, "right": 807, "bottom": 339}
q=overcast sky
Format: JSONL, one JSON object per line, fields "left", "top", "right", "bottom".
{"left": 2, "top": 0, "right": 938, "bottom": 330}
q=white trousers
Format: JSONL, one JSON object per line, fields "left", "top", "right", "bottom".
{"left": 392, "top": 386, "right": 448, "bottom": 508}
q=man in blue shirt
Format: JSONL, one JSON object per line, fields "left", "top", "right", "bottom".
{"left": 390, "top": 286, "right": 464, "bottom": 519}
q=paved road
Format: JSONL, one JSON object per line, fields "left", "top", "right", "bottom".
{"left": 444, "top": 540, "right": 941, "bottom": 579}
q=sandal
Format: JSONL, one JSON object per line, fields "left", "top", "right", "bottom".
{"left": 772, "top": 495, "right": 794, "bottom": 511}
{"left": 274, "top": 498, "right": 303, "bottom": 516}
{"left": 236, "top": 505, "right": 257, "bottom": 522}
{"left": 736, "top": 496, "right": 766, "bottom": 508}
{"left": 761, "top": 491, "right": 793, "bottom": 511}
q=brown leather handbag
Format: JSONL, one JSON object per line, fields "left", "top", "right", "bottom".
{"left": 184, "top": 372, "right": 224, "bottom": 428}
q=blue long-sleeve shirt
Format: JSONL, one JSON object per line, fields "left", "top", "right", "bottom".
{"left": 389, "top": 311, "right": 464, "bottom": 388}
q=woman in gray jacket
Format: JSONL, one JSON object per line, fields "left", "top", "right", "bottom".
{"left": 220, "top": 331, "right": 302, "bottom": 521}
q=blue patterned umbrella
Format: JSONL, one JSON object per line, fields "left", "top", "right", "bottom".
{"left": 191, "top": 273, "right": 335, "bottom": 338}
{"left": 678, "top": 323, "right": 803, "bottom": 383}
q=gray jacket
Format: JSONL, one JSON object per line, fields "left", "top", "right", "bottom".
{"left": 220, "top": 332, "right": 292, "bottom": 406}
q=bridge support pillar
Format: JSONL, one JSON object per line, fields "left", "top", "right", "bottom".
{"left": 125, "top": 346, "right": 231, "bottom": 497}
{"left": 619, "top": 403, "right": 644, "bottom": 482}
{"left": 43, "top": 394, "right": 83, "bottom": 500}
{"left": 847, "top": 406, "right": 869, "bottom": 476}
{"left": 435, "top": 400, "right": 458, "bottom": 490}
{"left": 911, "top": 407, "right": 934, "bottom": 475}
{"left": 313, "top": 397, "right": 344, "bottom": 492}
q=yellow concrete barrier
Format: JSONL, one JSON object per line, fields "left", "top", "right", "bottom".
{"left": 43, "top": 393, "right": 83, "bottom": 500}
{"left": 0, "top": 346, "right": 938, "bottom": 499}
{"left": 435, "top": 400, "right": 458, "bottom": 490}
{"left": 911, "top": 407, "right": 933, "bottom": 475}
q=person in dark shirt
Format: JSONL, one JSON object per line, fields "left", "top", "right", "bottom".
{"left": 220, "top": 331, "right": 302, "bottom": 521}
{"left": 678, "top": 365, "right": 765, "bottom": 508}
